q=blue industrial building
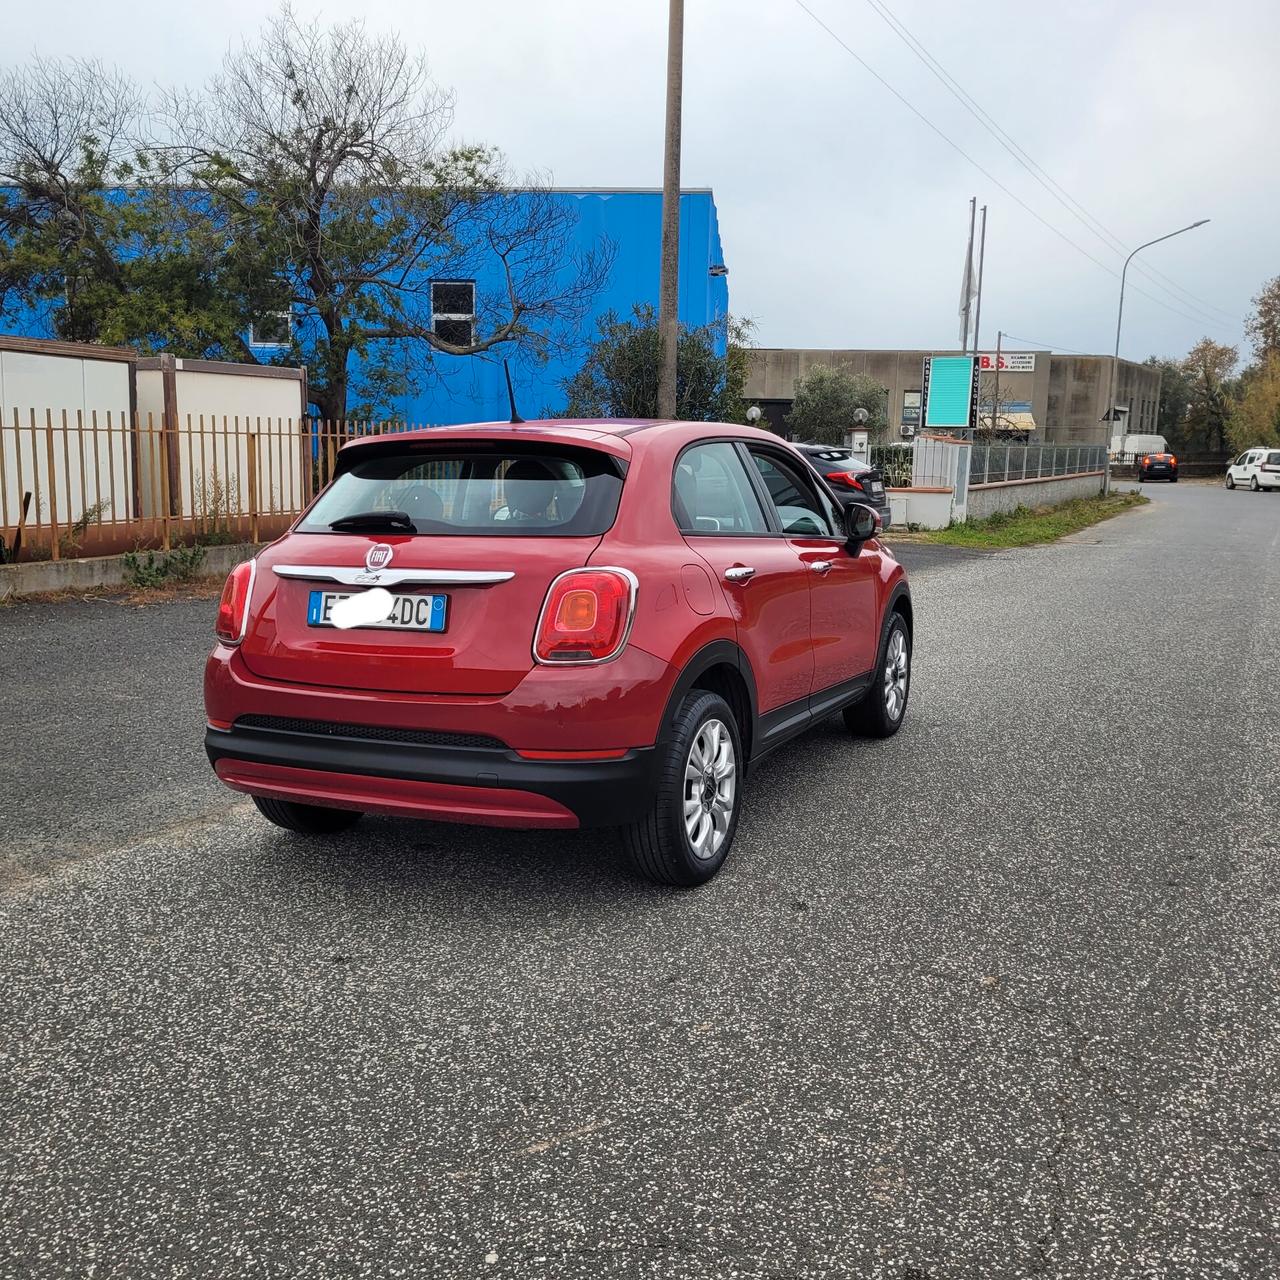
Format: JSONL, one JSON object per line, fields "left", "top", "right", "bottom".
{"left": 316, "top": 187, "right": 730, "bottom": 424}
{"left": 2, "top": 187, "right": 728, "bottom": 426}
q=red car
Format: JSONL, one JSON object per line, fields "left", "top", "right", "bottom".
{"left": 205, "top": 419, "right": 913, "bottom": 885}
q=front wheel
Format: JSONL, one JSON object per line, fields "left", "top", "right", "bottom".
{"left": 844, "top": 613, "right": 911, "bottom": 738}
{"left": 621, "top": 691, "right": 741, "bottom": 886}
{"left": 1226, "top": 475, "right": 1236, "bottom": 489}
{"left": 252, "top": 795, "right": 363, "bottom": 834}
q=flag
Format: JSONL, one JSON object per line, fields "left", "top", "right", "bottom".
{"left": 958, "top": 212, "right": 976, "bottom": 347}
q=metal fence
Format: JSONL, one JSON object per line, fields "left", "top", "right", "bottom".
{"left": 969, "top": 443, "right": 1106, "bottom": 486}
{"left": 0, "top": 411, "right": 423, "bottom": 562}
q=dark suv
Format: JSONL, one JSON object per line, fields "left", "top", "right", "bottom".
{"left": 796, "top": 444, "right": 893, "bottom": 530}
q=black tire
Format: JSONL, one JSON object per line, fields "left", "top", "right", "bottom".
{"left": 620, "top": 691, "right": 742, "bottom": 887}
{"left": 844, "top": 612, "right": 911, "bottom": 738}
{"left": 1250, "top": 476, "right": 1260, "bottom": 491}
{"left": 252, "top": 795, "right": 363, "bottom": 834}
{"left": 1170, "top": 475, "right": 1178, "bottom": 483}
{"left": 1136, "top": 475, "right": 1144, "bottom": 483}
{"left": 1226, "top": 475, "right": 1235, "bottom": 489}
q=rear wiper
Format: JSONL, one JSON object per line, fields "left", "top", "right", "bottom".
{"left": 328, "top": 510, "right": 416, "bottom": 532}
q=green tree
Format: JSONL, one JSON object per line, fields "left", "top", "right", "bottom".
{"left": 560, "top": 303, "right": 752, "bottom": 421}
{"left": 1227, "top": 358, "right": 1280, "bottom": 452}
{"left": 1182, "top": 337, "right": 1238, "bottom": 454}
{"left": 1143, "top": 355, "right": 1197, "bottom": 451}
{"left": 783, "top": 364, "right": 886, "bottom": 446}
{"left": 0, "top": 58, "right": 244, "bottom": 353}
{"left": 1245, "top": 275, "right": 1280, "bottom": 363}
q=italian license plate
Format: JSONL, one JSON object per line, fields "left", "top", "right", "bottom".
{"left": 307, "top": 589, "right": 448, "bottom": 632}
{"left": 870, "top": 481, "right": 885, "bottom": 498}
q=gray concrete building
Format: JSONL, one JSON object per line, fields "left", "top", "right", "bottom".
{"left": 745, "top": 348, "right": 1162, "bottom": 444}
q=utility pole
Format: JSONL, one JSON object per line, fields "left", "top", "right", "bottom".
{"left": 657, "top": 0, "right": 684, "bottom": 420}
{"left": 992, "top": 330, "right": 1001, "bottom": 436}
{"left": 972, "top": 205, "right": 987, "bottom": 355}
{"left": 959, "top": 197, "right": 976, "bottom": 352}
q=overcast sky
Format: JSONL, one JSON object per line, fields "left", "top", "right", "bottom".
{"left": 10, "top": 0, "right": 1277, "bottom": 362}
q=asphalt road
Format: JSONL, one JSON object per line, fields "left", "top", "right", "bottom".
{"left": 3, "top": 481, "right": 1278, "bottom": 1278}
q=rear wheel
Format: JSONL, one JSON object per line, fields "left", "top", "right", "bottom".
{"left": 1250, "top": 476, "right": 1261, "bottom": 491}
{"left": 252, "top": 795, "right": 363, "bottom": 834}
{"left": 844, "top": 613, "right": 911, "bottom": 738}
{"left": 621, "top": 691, "right": 741, "bottom": 887}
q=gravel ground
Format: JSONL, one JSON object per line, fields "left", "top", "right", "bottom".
{"left": 2, "top": 482, "right": 1278, "bottom": 1279}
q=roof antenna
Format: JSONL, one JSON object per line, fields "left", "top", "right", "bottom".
{"left": 503, "top": 359, "right": 524, "bottom": 424}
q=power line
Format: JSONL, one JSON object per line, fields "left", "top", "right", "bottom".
{"left": 857, "top": 0, "right": 1240, "bottom": 328}
{"left": 791, "top": 0, "right": 1240, "bottom": 339}
{"left": 998, "top": 331, "right": 1095, "bottom": 357}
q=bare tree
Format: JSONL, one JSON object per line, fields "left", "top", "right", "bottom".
{"left": 152, "top": 6, "right": 614, "bottom": 418}
{"left": 0, "top": 57, "right": 139, "bottom": 332}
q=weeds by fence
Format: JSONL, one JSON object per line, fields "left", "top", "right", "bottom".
{"left": 0, "top": 412, "right": 422, "bottom": 562}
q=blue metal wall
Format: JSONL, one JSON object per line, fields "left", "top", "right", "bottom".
{"left": 346, "top": 188, "right": 729, "bottom": 424}
{"left": 2, "top": 188, "right": 728, "bottom": 426}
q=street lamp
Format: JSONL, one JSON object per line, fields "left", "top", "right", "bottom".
{"left": 1106, "top": 219, "right": 1210, "bottom": 465}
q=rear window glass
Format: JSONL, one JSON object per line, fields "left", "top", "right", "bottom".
{"left": 1268, "top": 452, "right": 1280, "bottom": 465}
{"left": 298, "top": 447, "right": 624, "bottom": 536}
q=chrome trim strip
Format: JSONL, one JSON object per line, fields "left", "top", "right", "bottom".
{"left": 230, "top": 557, "right": 257, "bottom": 646}
{"left": 271, "top": 565, "right": 515, "bottom": 587}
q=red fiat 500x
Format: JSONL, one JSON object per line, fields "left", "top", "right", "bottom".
{"left": 205, "top": 419, "right": 913, "bottom": 885}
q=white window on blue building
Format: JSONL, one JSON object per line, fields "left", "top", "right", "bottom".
{"left": 432, "top": 281, "right": 475, "bottom": 347}
{"left": 249, "top": 312, "right": 293, "bottom": 348}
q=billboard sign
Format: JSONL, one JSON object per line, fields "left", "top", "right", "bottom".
{"left": 922, "top": 356, "right": 978, "bottom": 431}
{"left": 977, "top": 352, "right": 1036, "bottom": 372}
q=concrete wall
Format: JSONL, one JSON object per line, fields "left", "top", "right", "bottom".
{"left": 0, "top": 541, "right": 257, "bottom": 600}
{"left": 966, "top": 471, "right": 1104, "bottom": 520}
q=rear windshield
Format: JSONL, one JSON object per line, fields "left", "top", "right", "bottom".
{"left": 1268, "top": 452, "right": 1280, "bottom": 465}
{"left": 298, "top": 446, "right": 624, "bottom": 536}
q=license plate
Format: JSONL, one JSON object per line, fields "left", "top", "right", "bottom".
{"left": 870, "top": 482, "right": 885, "bottom": 498}
{"left": 307, "top": 590, "right": 448, "bottom": 632}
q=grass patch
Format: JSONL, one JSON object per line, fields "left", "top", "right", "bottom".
{"left": 918, "top": 491, "right": 1150, "bottom": 548}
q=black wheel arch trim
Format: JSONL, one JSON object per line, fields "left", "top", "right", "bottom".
{"left": 657, "top": 639, "right": 759, "bottom": 755}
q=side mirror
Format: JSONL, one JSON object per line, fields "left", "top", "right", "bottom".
{"left": 843, "top": 502, "right": 882, "bottom": 551}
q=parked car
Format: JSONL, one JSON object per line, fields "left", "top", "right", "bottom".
{"left": 205, "top": 420, "right": 913, "bottom": 886}
{"left": 795, "top": 444, "right": 893, "bottom": 530}
{"left": 1136, "top": 451, "right": 1178, "bottom": 483}
{"left": 1225, "top": 448, "right": 1280, "bottom": 491}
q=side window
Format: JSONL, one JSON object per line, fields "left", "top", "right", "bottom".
{"left": 673, "top": 443, "right": 769, "bottom": 535}
{"left": 1235, "top": 452, "right": 1250, "bottom": 466}
{"left": 748, "top": 450, "right": 836, "bottom": 537}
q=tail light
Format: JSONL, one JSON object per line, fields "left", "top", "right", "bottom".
{"left": 828, "top": 471, "right": 865, "bottom": 491}
{"left": 215, "top": 560, "right": 257, "bottom": 645}
{"left": 534, "top": 568, "right": 637, "bottom": 664}
{"left": 1168, "top": 455, "right": 1177, "bottom": 465}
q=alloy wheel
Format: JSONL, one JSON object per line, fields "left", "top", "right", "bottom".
{"left": 884, "top": 628, "right": 910, "bottom": 721}
{"left": 683, "top": 718, "right": 736, "bottom": 860}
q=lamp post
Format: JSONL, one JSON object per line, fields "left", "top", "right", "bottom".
{"left": 1106, "top": 219, "right": 1210, "bottom": 473}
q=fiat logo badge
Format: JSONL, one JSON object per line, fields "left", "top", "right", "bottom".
{"left": 365, "top": 543, "right": 394, "bottom": 572}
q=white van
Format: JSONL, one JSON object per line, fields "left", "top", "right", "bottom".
{"left": 1225, "top": 448, "right": 1280, "bottom": 491}
{"left": 1110, "top": 433, "right": 1168, "bottom": 462}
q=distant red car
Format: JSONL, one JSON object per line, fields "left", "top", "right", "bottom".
{"left": 205, "top": 419, "right": 913, "bottom": 885}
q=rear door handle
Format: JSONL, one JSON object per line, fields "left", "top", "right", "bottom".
{"left": 810, "top": 560, "right": 833, "bottom": 575}
{"left": 723, "top": 566, "right": 756, "bottom": 583}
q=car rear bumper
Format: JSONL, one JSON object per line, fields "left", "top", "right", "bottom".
{"left": 205, "top": 721, "right": 659, "bottom": 829}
